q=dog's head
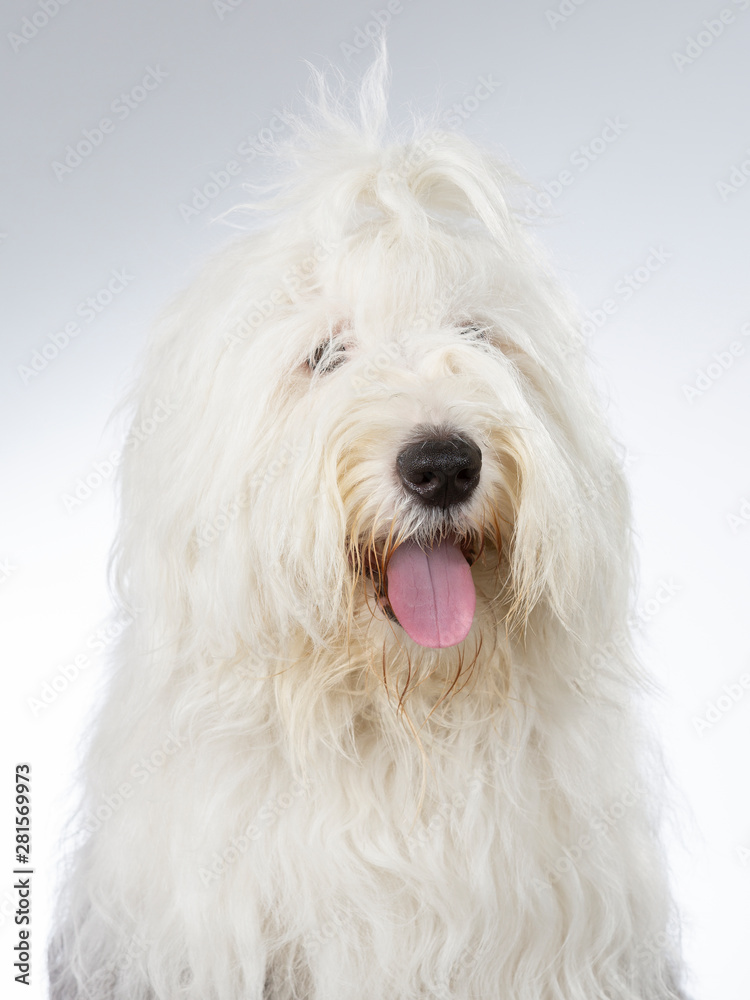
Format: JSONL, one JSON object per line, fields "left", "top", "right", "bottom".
{"left": 117, "top": 57, "right": 630, "bottom": 704}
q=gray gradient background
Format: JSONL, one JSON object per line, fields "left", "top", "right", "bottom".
{"left": 2, "top": 1, "right": 749, "bottom": 997}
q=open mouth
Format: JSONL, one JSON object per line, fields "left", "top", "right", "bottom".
{"left": 361, "top": 533, "right": 480, "bottom": 649}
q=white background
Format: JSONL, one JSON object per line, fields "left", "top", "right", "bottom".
{"left": 1, "top": 1, "right": 749, "bottom": 997}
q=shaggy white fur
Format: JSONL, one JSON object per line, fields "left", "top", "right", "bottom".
{"left": 50, "top": 48, "right": 686, "bottom": 1000}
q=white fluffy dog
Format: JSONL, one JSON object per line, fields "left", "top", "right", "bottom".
{"left": 51, "top": 52, "right": 686, "bottom": 1000}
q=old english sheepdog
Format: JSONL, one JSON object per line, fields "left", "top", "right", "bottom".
{"left": 50, "top": 51, "right": 686, "bottom": 1000}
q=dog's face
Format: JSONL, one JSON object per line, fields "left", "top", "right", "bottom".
{"left": 286, "top": 306, "right": 521, "bottom": 653}
{"left": 120, "top": 136, "right": 628, "bottom": 691}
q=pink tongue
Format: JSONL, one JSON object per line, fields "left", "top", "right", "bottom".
{"left": 385, "top": 539, "right": 476, "bottom": 648}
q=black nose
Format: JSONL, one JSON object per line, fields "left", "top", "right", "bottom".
{"left": 397, "top": 435, "right": 482, "bottom": 507}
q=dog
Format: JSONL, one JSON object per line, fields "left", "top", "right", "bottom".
{"left": 50, "top": 50, "right": 686, "bottom": 1000}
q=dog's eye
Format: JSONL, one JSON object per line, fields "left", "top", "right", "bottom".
{"left": 458, "top": 324, "right": 488, "bottom": 341}
{"left": 307, "top": 341, "right": 347, "bottom": 374}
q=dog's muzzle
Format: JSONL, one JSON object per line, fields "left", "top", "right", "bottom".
{"left": 363, "top": 434, "right": 482, "bottom": 648}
